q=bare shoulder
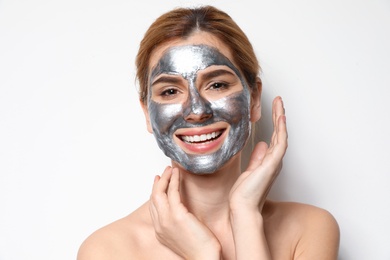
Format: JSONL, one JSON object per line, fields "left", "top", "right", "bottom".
{"left": 77, "top": 202, "right": 153, "bottom": 260}
{"left": 264, "top": 200, "right": 339, "bottom": 226}
{"left": 263, "top": 200, "right": 340, "bottom": 259}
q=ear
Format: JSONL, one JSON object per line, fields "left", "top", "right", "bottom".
{"left": 250, "top": 77, "right": 262, "bottom": 122}
{"left": 140, "top": 100, "right": 153, "bottom": 133}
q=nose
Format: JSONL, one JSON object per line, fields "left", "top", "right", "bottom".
{"left": 183, "top": 90, "right": 213, "bottom": 122}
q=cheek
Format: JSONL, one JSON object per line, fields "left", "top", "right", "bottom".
{"left": 212, "top": 93, "right": 250, "bottom": 123}
{"left": 149, "top": 102, "right": 183, "bottom": 133}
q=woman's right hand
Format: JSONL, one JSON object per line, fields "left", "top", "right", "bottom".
{"left": 149, "top": 166, "right": 221, "bottom": 260}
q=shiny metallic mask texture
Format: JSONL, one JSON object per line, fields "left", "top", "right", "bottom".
{"left": 147, "top": 45, "right": 251, "bottom": 174}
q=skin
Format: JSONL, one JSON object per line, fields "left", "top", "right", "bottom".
{"left": 77, "top": 31, "right": 340, "bottom": 259}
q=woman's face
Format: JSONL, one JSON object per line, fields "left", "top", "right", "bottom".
{"left": 142, "top": 32, "right": 259, "bottom": 174}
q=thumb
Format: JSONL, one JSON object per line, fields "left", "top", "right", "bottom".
{"left": 245, "top": 142, "right": 268, "bottom": 172}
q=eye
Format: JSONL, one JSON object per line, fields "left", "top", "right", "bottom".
{"left": 161, "top": 88, "right": 178, "bottom": 96}
{"left": 208, "top": 82, "right": 229, "bottom": 91}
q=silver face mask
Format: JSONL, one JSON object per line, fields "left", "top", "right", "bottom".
{"left": 147, "top": 44, "right": 251, "bottom": 174}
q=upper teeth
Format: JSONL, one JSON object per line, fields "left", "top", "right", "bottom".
{"left": 181, "top": 131, "right": 221, "bottom": 143}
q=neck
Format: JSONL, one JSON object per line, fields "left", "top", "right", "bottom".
{"left": 172, "top": 153, "right": 242, "bottom": 224}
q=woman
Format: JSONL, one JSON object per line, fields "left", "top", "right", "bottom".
{"left": 78, "top": 5, "right": 339, "bottom": 259}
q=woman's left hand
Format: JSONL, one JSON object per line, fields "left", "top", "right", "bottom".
{"left": 227, "top": 96, "right": 287, "bottom": 259}
{"left": 229, "top": 96, "right": 288, "bottom": 213}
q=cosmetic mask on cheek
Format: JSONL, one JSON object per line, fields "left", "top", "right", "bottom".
{"left": 147, "top": 45, "right": 251, "bottom": 174}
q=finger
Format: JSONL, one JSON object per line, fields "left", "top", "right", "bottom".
{"left": 261, "top": 115, "right": 287, "bottom": 170}
{"left": 154, "top": 166, "right": 173, "bottom": 195}
{"left": 151, "top": 174, "right": 161, "bottom": 193}
{"left": 273, "top": 97, "right": 287, "bottom": 151}
{"left": 271, "top": 96, "right": 285, "bottom": 147}
{"left": 272, "top": 96, "right": 278, "bottom": 128}
{"left": 245, "top": 141, "right": 268, "bottom": 172}
{"left": 149, "top": 192, "right": 158, "bottom": 221}
{"left": 167, "top": 168, "right": 182, "bottom": 206}
{"left": 149, "top": 175, "right": 162, "bottom": 225}
{"left": 270, "top": 97, "right": 280, "bottom": 147}
{"left": 151, "top": 166, "right": 172, "bottom": 212}
{"left": 274, "top": 113, "right": 288, "bottom": 155}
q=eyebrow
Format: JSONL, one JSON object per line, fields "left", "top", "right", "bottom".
{"left": 151, "top": 69, "right": 237, "bottom": 87}
{"left": 199, "top": 69, "right": 236, "bottom": 82}
{"left": 151, "top": 75, "right": 183, "bottom": 87}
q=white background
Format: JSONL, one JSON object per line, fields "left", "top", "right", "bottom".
{"left": 1, "top": 0, "right": 389, "bottom": 259}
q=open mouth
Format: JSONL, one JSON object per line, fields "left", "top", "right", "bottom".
{"left": 178, "top": 130, "right": 223, "bottom": 144}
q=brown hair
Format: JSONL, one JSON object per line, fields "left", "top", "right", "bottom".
{"left": 136, "top": 5, "right": 261, "bottom": 104}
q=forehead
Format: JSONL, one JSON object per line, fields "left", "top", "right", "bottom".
{"left": 148, "top": 32, "right": 236, "bottom": 74}
{"left": 150, "top": 44, "right": 239, "bottom": 80}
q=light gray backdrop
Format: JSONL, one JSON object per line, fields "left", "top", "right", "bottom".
{"left": 1, "top": 0, "right": 389, "bottom": 259}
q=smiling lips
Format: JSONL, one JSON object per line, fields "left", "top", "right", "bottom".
{"left": 180, "top": 130, "right": 222, "bottom": 144}
{"left": 176, "top": 129, "right": 226, "bottom": 154}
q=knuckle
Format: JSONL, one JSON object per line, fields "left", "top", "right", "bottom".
{"left": 151, "top": 193, "right": 162, "bottom": 204}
